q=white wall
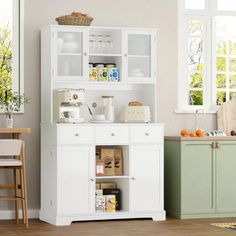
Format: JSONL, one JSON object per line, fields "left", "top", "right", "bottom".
{"left": 0, "top": 0, "right": 216, "bottom": 211}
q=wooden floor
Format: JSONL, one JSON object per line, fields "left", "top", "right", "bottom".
{"left": 0, "top": 217, "right": 236, "bottom": 236}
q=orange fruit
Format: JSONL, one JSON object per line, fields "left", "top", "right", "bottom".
{"left": 180, "top": 129, "right": 189, "bottom": 136}
{"left": 196, "top": 129, "right": 205, "bottom": 137}
{"left": 189, "top": 132, "right": 197, "bottom": 137}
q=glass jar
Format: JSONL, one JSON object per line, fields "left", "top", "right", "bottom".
{"left": 102, "top": 96, "right": 114, "bottom": 122}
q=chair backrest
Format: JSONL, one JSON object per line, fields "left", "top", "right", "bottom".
{"left": 0, "top": 139, "right": 23, "bottom": 156}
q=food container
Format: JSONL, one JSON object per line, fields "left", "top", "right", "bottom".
{"left": 89, "top": 67, "right": 98, "bottom": 81}
{"left": 94, "top": 63, "right": 104, "bottom": 68}
{"left": 108, "top": 68, "right": 119, "bottom": 82}
{"left": 100, "top": 182, "right": 117, "bottom": 189}
{"left": 105, "top": 63, "right": 116, "bottom": 68}
{"left": 98, "top": 68, "right": 108, "bottom": 81}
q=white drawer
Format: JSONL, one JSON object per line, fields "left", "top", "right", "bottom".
{"left": 130, "top": 126, "right": 163, "bottom": 144}
{"left": 58, "top": 126, "right": 94, "bottom": 145}
{"left": 96, "top": 126, "right": 129, "bottom": 144}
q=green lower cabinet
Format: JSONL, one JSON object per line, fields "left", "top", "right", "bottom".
{"left": 216, "top": 142, "right": 236, "bottom": 213}
{"left": 181, "top": 142, "right": 215, "bottom": 214}
{"left": 165, "top": 140, "right": 236, "bottom": 219}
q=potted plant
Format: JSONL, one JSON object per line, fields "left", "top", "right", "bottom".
{"left": 0, "top": 90, "right": 30, "bottom": 128}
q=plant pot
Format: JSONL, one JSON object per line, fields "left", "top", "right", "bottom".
{"left": 6, "top": 118, "right": 13, "bottom": 128}
{"left": 5, "top": 113, "right": 13, "bottom": 128}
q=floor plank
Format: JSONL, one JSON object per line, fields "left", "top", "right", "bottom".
{"left": 0, "top": 217, "right": 236, "bottom": 236}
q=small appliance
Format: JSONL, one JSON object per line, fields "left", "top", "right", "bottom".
{"left": 120, "top": 106, "right": 151, "bottom": 123}
{"left": 54, "top": 89, "right": 85, "bottom": 123}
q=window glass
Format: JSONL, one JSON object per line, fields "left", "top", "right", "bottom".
{"left": 188, "top": 19, "right": 204, "bottom": 106}
{"left": 217, "top": 0, "right": 236, "bottom": 11}
{"left": 185, "top": 0, "right": 205, "bottom": 10}
{"left": 215, "top": 17, "right": 236, "bottom": 104}
{"left": 0, "top": 0, "right": 13, "bottom": 96}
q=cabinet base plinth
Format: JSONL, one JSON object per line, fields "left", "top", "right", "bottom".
{"left": 40, "top": 210, "right": 166, "bottom": 226}
{"left": 166, "top": 210, "right": 236, "bottom": 219}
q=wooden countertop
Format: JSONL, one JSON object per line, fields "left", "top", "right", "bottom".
{"left": 0, "top": 128, "right": 31, "bottom": 134}
{"left": 165, "top": 136, "right": 236, "bottom": 141}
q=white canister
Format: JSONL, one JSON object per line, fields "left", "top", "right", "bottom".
{"left": 104, "top": 105, "right": 114, "bottom": 122}
{"left": 102, "top": 96, "right": 114, "bottom": 122}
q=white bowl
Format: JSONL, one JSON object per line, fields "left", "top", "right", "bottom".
{"left": 92, "top": 114, "right": 105, "bottom": 121}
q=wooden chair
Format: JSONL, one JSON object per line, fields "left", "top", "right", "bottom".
{"left": 0, "top": 139, "right": 28, "bottom": 227}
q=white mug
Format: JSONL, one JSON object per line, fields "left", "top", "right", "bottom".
{"left": 69, "top": 111, "right": 77, "bottom": 118}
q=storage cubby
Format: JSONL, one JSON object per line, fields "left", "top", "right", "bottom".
{"left": 96, "top": 178, "right": 129, "bottom": 212}
{"left": 89, "top": 28, "right": 122, "bottom": 55}
{"left": 89, "top": 55, "right": 122, "bottom": 82}
{"left": 95, "top": 145, "right": 129, "bottom": 213}
{"left": 95, "top": 145, "right": 129, "bottom": 177}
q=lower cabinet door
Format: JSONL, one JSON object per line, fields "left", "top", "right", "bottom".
{"left": 181, "top": 142, "right": 215, "bottom": 214}
{"left": 57, "top": 146, "right": 94, "bottom": 215}
{"left": 216, "top": 142, "right": 236, "bottom": 213}
{"left": 129, "top": 145, "right": 163, "bottom": 212}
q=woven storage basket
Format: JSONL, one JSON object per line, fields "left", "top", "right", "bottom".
{"left": 55, "top": 15, "right": 93, "bottom": 26}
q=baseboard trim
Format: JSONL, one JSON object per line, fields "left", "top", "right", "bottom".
{"left": 0, "top": 209, "right": 39, "bottom": 220}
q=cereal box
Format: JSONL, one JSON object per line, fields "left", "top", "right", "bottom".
{"left": 96, "top": 195, "right": 106, "bottom": 212}
{"left": 106, "top": 195, "right": 116, "bottom": 212}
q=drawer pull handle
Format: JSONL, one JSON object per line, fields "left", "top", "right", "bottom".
{"left": 75, "top": 133, "right": 79, "bottom": 137}
{"left": 110, "top": 133, "right": 115, "bottom": 136}
{"left": 145, "top": 133, "right": 150, "bottom": 136}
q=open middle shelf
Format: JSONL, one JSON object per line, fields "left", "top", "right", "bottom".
{"left": 95, "top": 145, "right": 129, "bottom": 213}
{"left": 96, "top": 176, "right": 130, "bottom": 179}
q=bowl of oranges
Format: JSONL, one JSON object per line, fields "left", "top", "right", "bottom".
{"left": 180, "top": 129, "right": 205, "bottom": 137}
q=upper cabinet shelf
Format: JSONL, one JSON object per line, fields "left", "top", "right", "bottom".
{"left": 48, "top": 26, "right": 157, "bottom": 84}
{"left": 89, "top": 53, "right": 122, "bottom": 57}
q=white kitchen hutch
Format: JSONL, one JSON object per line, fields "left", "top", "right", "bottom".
{"left": 40, "top": 25, "right": 165, "bottom": 226}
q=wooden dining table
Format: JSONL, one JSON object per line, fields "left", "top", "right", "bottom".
{"left": 0, "top": 128, "right": 31, "bottom": 139}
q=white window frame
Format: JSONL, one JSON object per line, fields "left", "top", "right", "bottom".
{"left": 15, "top": 0, "right": 24, "bottom": 103}
{"left": 177, "top": 0, "right": 236, "bottom": 113}
{"left": 0, "top": 0, "right": 24, "bottom": 112}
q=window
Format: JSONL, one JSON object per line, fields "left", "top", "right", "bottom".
{"left": 0, "top": 0, "right": 23, "bottom": 103}
{"left": 185, "top": 0, "right": 205, "bottom": 10}
{"left": 217, "top": 0, "right": 236, "bottom": 11}
{"left": 178, "top": 0, "right": 236, "bottom": 112}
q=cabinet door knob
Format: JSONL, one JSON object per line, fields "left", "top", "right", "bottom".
{"left": 110, "top": 133, "right": 115, "bottom": 136}
{"left": 75, "top": 133, "right": 79, "bottom": 137}
{"left": 83, "top": 52, "right": 88, "bottom": 56}
{"left": 124, "top": 54, "right": 128, "bottom": 57}
{"left": 212, "top": 142, "right": 216, "bottom": 149}
{"left": 145, "top": 133, "right": 150, "bottom": 136}
{"left": 131, "top": 177, "right": 135, "bottom": 180}
{"left": 90, "top": 178, "right": 94, "bottom": 182}
{"left": 216, "top": 142, "right": 220, "bottom": 149}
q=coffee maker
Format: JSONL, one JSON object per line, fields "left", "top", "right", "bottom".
{"left": 54, "top": 89, "right": 85, "bottom": 123}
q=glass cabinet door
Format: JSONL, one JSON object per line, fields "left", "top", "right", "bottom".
{"left": 54, "top": 28, "right": 88, "bottom": 80}
{"left": 124, "top": 30, "right": 156, "bottom": 82}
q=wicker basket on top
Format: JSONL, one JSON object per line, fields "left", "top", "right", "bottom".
{"left": 55, "top": 12, "right": 93, "bottom": 26}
